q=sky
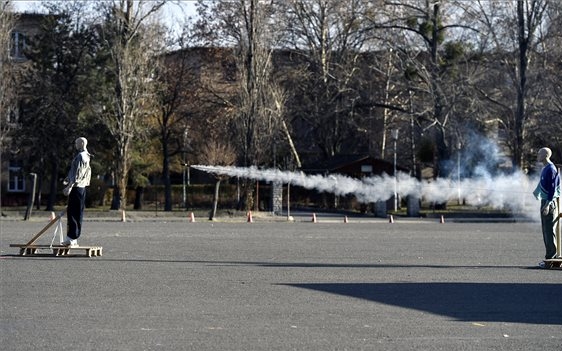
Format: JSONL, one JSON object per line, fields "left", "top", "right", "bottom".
{"left": 12, "top": 0, "right": 198, "bottom": 31}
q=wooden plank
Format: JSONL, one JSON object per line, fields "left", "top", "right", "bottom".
{"left": 10, "top": 244, "right": 103, "bottom": 257}
{"left": 23, "top": 208, "right": 67, "bottom": 246}
{"left": 10, "top": 244, "right": 102, "bottom": 249}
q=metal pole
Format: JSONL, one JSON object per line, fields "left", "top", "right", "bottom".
{"left": 392, "top": 129, "right": 399, "bottom": 212}
{"left": 409, "top": 89, "right": 416, "bottom": 176}
{"left": 394, "top": 141, "right": 397, "bottom": 211}
{"left": 24, "top": 173, "right": 37, "bottom": 221}
{"left": 183, "top": 128, "right": 188, "bottom": 209}
{"left": 255, "top": 180, "right": 259, "bottom": 212}
{"left": 556, "top": 198, "right": 562, "bottom": 258}
{"left": 558, "top": 168, "right": 561, "bottom": 258}
{"left": 237, "top": 177, "right": 240, "bottom": 204}
{"left": 457, "top": 142, "right": 461, "bottom": 205}
{"left": 182, "top": 164, "right": 186, "bottom": 208}
{"left": 287, "top": 182, "right": 291, "bottom": 220}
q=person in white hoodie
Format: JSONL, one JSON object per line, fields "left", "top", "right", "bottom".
{"left": 62, "top": 137, "right": 91, "bottom": 247}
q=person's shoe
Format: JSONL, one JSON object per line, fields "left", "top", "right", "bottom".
{"left": 538, "top": 261, "right": 546, "bottom": 268}
{"left": 61, "top": 238, "right": 78, "bottom": 247}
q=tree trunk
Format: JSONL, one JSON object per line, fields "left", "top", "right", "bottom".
{"left": 163, "top": 140, "right": 172, "bottom": 211}
{"left": 111, "top": 186, "right": 120, "bottom": 210}
{"left": 209, "top": 179, "right": 221, "bottom": 220}
{"left": 237, "top": 179, "right": 254, "bottom": 212}
{"left": 36, "top": 172, "right": 43, "bottom": 210}
{"left": 434, "top": 125, "right": 450, "bottom": 177}
{"left": 134, "top": 186, "right": 144, "bottom": 210}
{"left": 115, "top": 139, "right": 129, "bottom": 210}
{"left": 514, "top": 0, "right": 527, "bottom": 169}
{"left": 46, "top": 158, "right": 58, "bottom": 211}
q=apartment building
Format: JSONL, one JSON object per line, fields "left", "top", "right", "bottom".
{"left": 1, "top": 13, "right": 46, "bottom": 206}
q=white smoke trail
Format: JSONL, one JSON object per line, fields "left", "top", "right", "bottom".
{"left": 192, "top": 165, "right": 539, "bottom": 217}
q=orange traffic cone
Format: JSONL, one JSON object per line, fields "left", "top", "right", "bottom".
{"left": 312, "top": 213, "right": 317, "bottom": 223}
{"left": 389, "top": 214, "right": 394, "bottom": 224}
{"left": 344, "top": 216, "right": 349, "bottom": 224}
{"left": 189, "top": 212, "right": 195, "bottom": 222}
{"left": 247, "top": 211, "right": 253, "bottom": 223}
{"left": 440, "top": 215, "right": 445, "bottom": 224}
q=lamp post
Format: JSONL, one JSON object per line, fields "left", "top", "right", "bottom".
{"left": 457, "top": 141, "right": 461, "bottom": 205}
{"left": 182, "top": 127, "right": 188, "bottom": 209}
{"left": 391, "top": 129, "right": 399, "bottom": 212}
{"left": 182, "top": 163, "right": 187, "bottom": 209}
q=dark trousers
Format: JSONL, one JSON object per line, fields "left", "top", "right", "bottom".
{"left": 540, "top": 200, "right": 557, "bottom": 259}
{"left": 67, "top": 187, "right": 86, "bottom": 240}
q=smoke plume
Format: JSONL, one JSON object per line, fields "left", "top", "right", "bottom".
{"left": 192, "top": 164, "right": 539, "bottom": 217}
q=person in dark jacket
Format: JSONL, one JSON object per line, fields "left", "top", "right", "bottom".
{"left": 533, "top": 147, "right": 561, "bottom": 267}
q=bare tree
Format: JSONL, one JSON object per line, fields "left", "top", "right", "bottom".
{"left": 98, "top": 0, "right": 166, "bottom": 210}
{"left": 276, "top": 0, "right": 377, "bottom": 160}
{"left": 11, "top": 1, "right": 103, "bottom": 211}
{"left": 373, "top": 0, "right": 482, "bottom": 176}
{"left": 0, "top": 1, "right": 16, "bottom": 151}
{"left": 193, "top": 0, "right": 289, "bottom": 210}
{"left": 270, "top": 82, "right": 302, "bottom": 168}
{"left": 470, "top": 0, "right": 553, "bottom": 169}
{"left": 199, "top": 140, "right": 236, "bottom": 220}
{"left": 531, "top": 0, "right": 562, "bottom": 162}
{"left": 212, "top": 0, "right": 282, "bottom": 167}
{"left": 233, "top": 0, "right": 289, "bottom": 210}
{"left": 154, "top": 33, "right": 200, "bottom": 211}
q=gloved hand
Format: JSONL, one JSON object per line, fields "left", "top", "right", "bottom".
{"left": 63, "top": 184, "right": 73, "bottom": 196}
{"left": 541, "top": 202, "right": 553, "bottom": 216}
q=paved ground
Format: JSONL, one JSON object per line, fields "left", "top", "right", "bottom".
{"left": 1, "top": 215, "right": 561, "bottom": 351}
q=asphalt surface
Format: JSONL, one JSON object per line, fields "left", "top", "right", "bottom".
{"left": 1, "top": 216, "right": 561, "bottom": 351}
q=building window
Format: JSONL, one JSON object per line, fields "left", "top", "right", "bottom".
{"left": 10, "top": 31, "right": 28, "bottom": 59}
{"left": 8, "top": 160, "right": 25, "bottom": 192}
{"left": 361, "top": 165, "right": 373, "bottom": 173}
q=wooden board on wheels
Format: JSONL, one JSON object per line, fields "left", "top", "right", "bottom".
{"left": 542, "top": 259, "right": 562, "bottom": 270}
{"left": 9, "top": 244, "right": 103, "bottom": 257}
